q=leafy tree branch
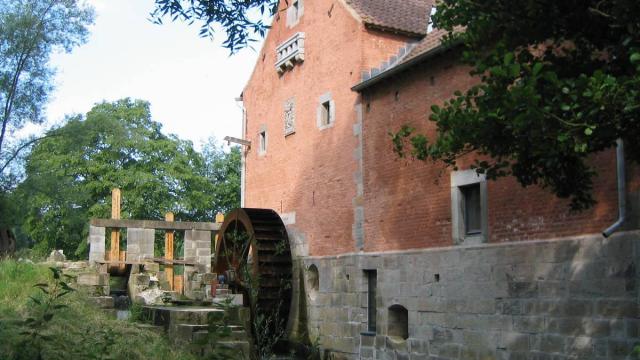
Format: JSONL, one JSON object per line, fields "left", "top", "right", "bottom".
{"left": 392, "top": 0, "right": 640, "bottom": 210}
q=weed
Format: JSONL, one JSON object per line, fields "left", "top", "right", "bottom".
{"left": 14, "top": 267, "right": 75, "bottom": 359}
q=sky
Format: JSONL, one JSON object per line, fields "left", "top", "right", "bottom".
{"left": 42, "top": 0, "right": 263, "bottom": 149}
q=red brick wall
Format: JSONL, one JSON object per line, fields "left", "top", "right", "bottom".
{"left": 361, "top": 51, "right": 640, "bottom": 252}
{"left": 243, "top": 0, "right": 410, "bottom": 256}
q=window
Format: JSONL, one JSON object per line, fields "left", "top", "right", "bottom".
{"left": 451, "top": 170, "right": 488, "bottom": 245}
{"left": 461, "top": 184, "right": 481, "bottom": 235}
{"left": 306, "top": 264, "right": 319, "bottom": 300}
{"left": 317, "top": 92, "right": 335, "bottom": 130}
{"left": 320, "top": 101, "right": 331, "bottom": 126}
{"left": 427, "top": 6, "right": 437, "bottom": 34}
{"left": 258, "top": 128, "right": 267, "bottom": 156}
{"left": 286, "top": 0, "right": 303, "bottom": 27}
{"left": 364, "top": 270, "right": 377, "bottom": 333}
{"left": 293, "top": 0, "right": 300, "bottom": 19}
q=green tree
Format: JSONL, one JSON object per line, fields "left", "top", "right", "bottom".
{"left": 392, "top": 0, "right": 640, "bottom": 210}
{"left": 13, "top": 99, "right": 235, "bottom": 257}
{"left": 201, "top": 138, "right": 241, "bottom": 216}
{"left": 0, "top": 0, "right": 94, "bottom": 179}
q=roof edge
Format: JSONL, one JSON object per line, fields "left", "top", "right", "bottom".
{"left": 352, "top": 40, "right": 461, "bottom": 92}
{"left": 364, "top": 23, "right": 425, "bottom": 38}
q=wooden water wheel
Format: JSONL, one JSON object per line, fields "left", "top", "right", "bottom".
{"left": 215, "top": 208, "right": 292, "bottom": 334}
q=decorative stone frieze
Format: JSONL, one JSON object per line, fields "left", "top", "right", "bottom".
{"left": 284, "top": 97, "right": 295, "bottom": 135}
{"left": 276, "top": 32, "right": 305, "bottom": 74}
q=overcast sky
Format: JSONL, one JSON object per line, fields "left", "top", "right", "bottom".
{"left": 42, "top": 0, "right": 263, "bottom": 149}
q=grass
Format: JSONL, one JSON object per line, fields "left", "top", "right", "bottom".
{"left": 0, "top": 258, "right": 198, "bottom": 360}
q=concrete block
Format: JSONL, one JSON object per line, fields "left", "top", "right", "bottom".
{"left": 77, "top": 272, "right": 109, "bottom": 286}
{"left": 127, "top": 228, "right": 154, "bottom": 260}
{"left": 88, "top": 226, "right": 106, "bottom": 263}
{"left": 143, "top": 262, "right": 160, "bottom": 273}
{"left": 513, "top": 316, "right": 544, "bottom": 333}
{"left": 195, "top": 240, "right": 210, "bottom": 248}
{"left": 90, "top": 296, "right": 115, "bottom": 309}
{"left": 594, "top": 299, "right": 637, "bottom": 318}
{"left": 539, "top": 334, "right": 564, "bottom": 353}
{"left": 608, "top": 338, "right": 634, "bottom": 358}
{"left": 196, "top": 248, "right": 210, "bottom": 256}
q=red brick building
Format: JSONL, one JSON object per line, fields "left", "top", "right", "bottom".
{"left": 240, "top": 0, "right": 640, "bottom": 358}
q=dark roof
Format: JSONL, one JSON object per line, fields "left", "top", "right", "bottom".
{"left": 353, "top": 28, "right": 454, "bottom": 91}
{"left": 345, "top": 0, "right": 433, "bottom": 36}
{"left": 398, "top": 28, "right": 448, "bottom": 65}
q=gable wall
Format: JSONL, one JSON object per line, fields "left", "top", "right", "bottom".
{"left": 242, "top": 0, "right": 410, "bottom": 257}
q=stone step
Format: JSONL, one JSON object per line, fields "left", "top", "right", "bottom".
{"left": 215, "top": 288, "right": 230, "bottom": 296}
{"left": 212, "top": 293, "right": 243, "bottom": 306}
{"left": 142, "top": 305, "right": 252, "bottom": 328}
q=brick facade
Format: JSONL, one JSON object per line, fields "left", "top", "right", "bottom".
{"left": 243, "top": 0, "right": 409, "bottom": 257}
{"left": 360, "top": 52, "right": 640, "bottom": 252}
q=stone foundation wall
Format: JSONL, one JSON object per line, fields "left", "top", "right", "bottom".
{"left": 299, "top": 231, "right": 640, "bottom": 359}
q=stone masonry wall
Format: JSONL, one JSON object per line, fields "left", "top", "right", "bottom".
{"left": 184, "top": 229, "right": 211, "bottom": 272}
{"left": 300, "top": 231, "right": 640, "bottom": 359}
{"left": 88, "top": 225, "right": 106, "bottom": 263}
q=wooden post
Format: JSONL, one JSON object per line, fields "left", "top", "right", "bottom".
{"left": 164, "top": 212, "right": 174, "bottom": 290}
{"left": 109, "top": 189, "right": 121, "bottom": 273}
{"left": 214, "top": 212, "right": 224, "bottom": 254}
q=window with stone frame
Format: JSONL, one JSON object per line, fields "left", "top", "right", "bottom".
{"left": 451, "top": 169, "right": 488, "bottom": 245}
{"left": 461, "top": 183, "right": 482, "bottom": 235}
{"left": 316, "top": 92, "right": 335, "bottom": 130}
{"left": 258, "top": 127, "right": 267, "bottom": 156}
{"left": 284, "top": 97, "right": 295, "bottom": 136}
{"left": 364, "top": 269, "right": 377, "bottom": 333}
{"left": 287, "top": 0, "right": 304, "bottom": 28}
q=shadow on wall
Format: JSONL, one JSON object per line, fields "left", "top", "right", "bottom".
{"left": 299, "top": 231, "right": 640, "bottom": 359}
{"left": 382, "top": 232, "right": 639, "bottom": 359}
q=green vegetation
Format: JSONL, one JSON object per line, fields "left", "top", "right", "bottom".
{"left": 0, "top": 0, "right": 94, "bottom": 187}
{"left": 0, "top": 259, "right": 197, "bottom": 360}
{"left": 392, "top": 0, "right": 640, "bottom": 210}
{"left": 6, "top": 98, "right": 240, "bottom": 258}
